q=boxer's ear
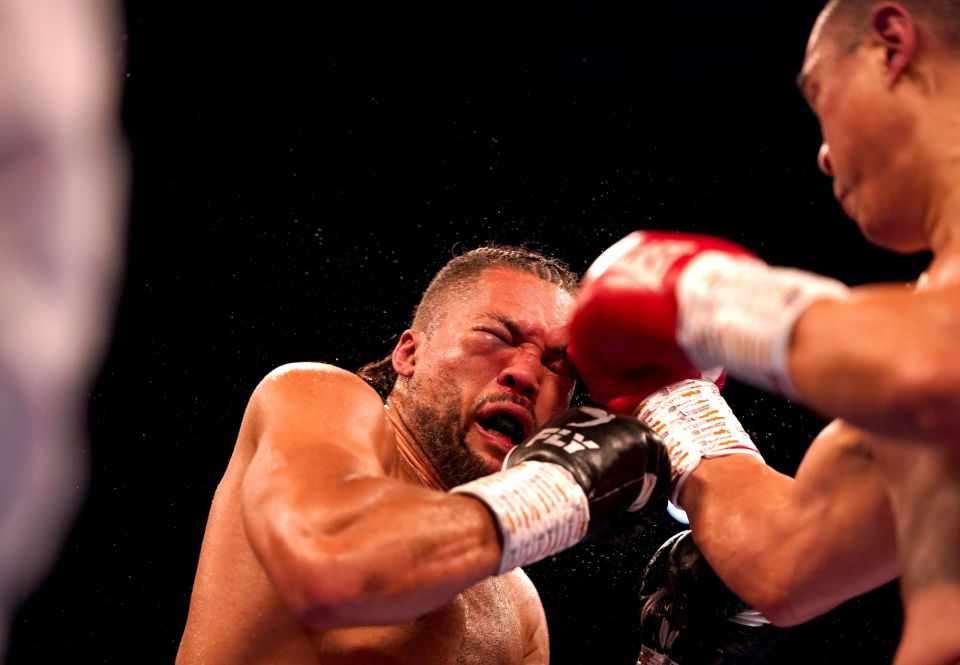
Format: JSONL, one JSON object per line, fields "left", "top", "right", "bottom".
{"left": 392, "top": 330, "right": 421, "bottom": 378}
{"left": 870, "top": 3, "right": 917, "bottom": 85}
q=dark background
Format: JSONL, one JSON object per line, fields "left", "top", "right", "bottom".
{"left": 8, "top": 1, "right": 927, "bottom": 663}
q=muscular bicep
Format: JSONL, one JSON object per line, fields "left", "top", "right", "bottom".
{"left": 791, "top": 284, "right": 960, "bottom": 444}
{"left": 792, "top": 420, "right": 897, "bottom": 553}
{"left": 793, "top": 420, "right": 886, "bottom": 508}
{"left": 771, "top": 420, "right": 898, "bottom": 621}
{"left": 683, "top": 420, "right": 898, "bottom": 625}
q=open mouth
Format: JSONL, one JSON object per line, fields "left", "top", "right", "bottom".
{"left": 476, "top": 413, "right": 526, "bottom": 446}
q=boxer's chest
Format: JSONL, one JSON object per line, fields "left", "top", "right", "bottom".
{"left": 456, "top": 577, "right": 529, "bottom": 665}
{"left": 310, "top": 577, "right": 529, "bottom": 664}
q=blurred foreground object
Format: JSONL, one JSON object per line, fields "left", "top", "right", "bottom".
{"left": 0, "top": 0, "right": 127, "bottom": 657}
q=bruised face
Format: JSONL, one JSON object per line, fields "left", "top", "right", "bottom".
{"left": 799, "top": 13, "right": 928, "bottom": 252}
{"left": 397, "top": 267, "right": 577, "bottom": 486}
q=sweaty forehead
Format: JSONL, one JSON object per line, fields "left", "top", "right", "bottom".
{"left": 452, "top": 267, "right": 574, "bottom": 328}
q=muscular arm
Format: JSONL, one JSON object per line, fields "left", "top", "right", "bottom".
{"left": 240, "top": 363, "right": 502, "bottom": 629}
{"left": 679, "top": 420, "right": 899, "bottom": 626}
{"left": 505, "top": 570, "right": 550, "bottom": 664}
{"left": 791, "top": 284, "right": 960, "bottom": 444}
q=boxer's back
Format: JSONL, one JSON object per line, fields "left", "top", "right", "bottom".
{"left": 176, "top": 416, "right": 547, "bottom": 665}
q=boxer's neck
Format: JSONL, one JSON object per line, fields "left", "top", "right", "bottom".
{"left": 919, "top": 208, "right": 960, "bottom": 288}
{"left": 383, "top": 400, "right": 448, "bottom": 490}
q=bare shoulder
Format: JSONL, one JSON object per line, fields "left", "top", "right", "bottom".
{"left": 853, "top": 279, "right": 960, "bottom": 299}
{"left": 252, "top": 361, "right": 380, "bottom": 404}
{"left": 806, "top": 419, "right": 874, "bottom": 459}
{"left": 794, "top": 419, "right": 882, "bottom": 497}
{"left": 502, "top": 569, "right": 549, "bottom": 663}
{"left": 249, "top": 362, "right": 384, "bottom": 424}
{"left": 501, "top": 568, "right": 542, "bottom": 611}
{"left": 242, "top": 362, "right": 396, "bottom": 467}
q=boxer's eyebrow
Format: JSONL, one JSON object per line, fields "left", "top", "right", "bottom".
{"left": 483, "top": 312, "right": 567, "bottom": 357}
{"left": 796, "top": 53, "right": 823, "bottom": 110}
{"left": 796, "top": 71, "right": 813, "bottom": 106}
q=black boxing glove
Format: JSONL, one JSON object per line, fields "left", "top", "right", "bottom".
{"left": 506, "top": 406, "right": 671, "bottom": 538}
{"left": 452, "top": 406, "right": 670, "bottom": 574}
{"left": 637, "top": 530, "right": 787, "bottom": 665}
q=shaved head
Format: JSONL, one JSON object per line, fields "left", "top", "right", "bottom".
{"left": 817, "top": 0, "right": 960, "bottom": 53}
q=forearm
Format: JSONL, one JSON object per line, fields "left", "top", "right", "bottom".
{"left": 680, "top": 455, "right": 898, "bottom": 626}
{"left": 790, "top": 289, "right": 960, "bottom": 443}
{"left": 680, "top": 457, "right": 801, "bottom": 623}
{"left": 245, "top": 476, "right": 502, "bottom": 628}
{"left": 257, "top": 405, "right": 668, "bottom": 628}
{"left": 572, "top": 232, "right": 960, "bottom": 443}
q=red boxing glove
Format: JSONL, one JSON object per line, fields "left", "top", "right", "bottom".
{"left": 569, "top": 231, "right": 850, "bottom": 411}
{"left": 568, "top": 232, "right": 740, "bottom": 410}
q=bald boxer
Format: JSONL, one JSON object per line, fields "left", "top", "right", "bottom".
{"left": 177, "top": 246, "right": 671, "bottom": 665}
{"left": 0, "top": 1, "right": 126, "bottom": 658}
{"left": 569, "top": 2, "right": 960, "bottom": 664}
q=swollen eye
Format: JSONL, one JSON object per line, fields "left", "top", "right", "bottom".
{"left": 477, "top": 328, "right": 511, "bottom": 344}
{"left": 544, "top": 356, "right": 576, "bottom": 378}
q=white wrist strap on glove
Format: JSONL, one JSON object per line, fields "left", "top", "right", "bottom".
{"left": 676, "top": 252, "right": 850, "bottom": 400}
{"left": 635, "top": 379, "right": 764, "bottom": 508}
{"left": 451, "top": 461, "right": 589, "bottom": 575}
